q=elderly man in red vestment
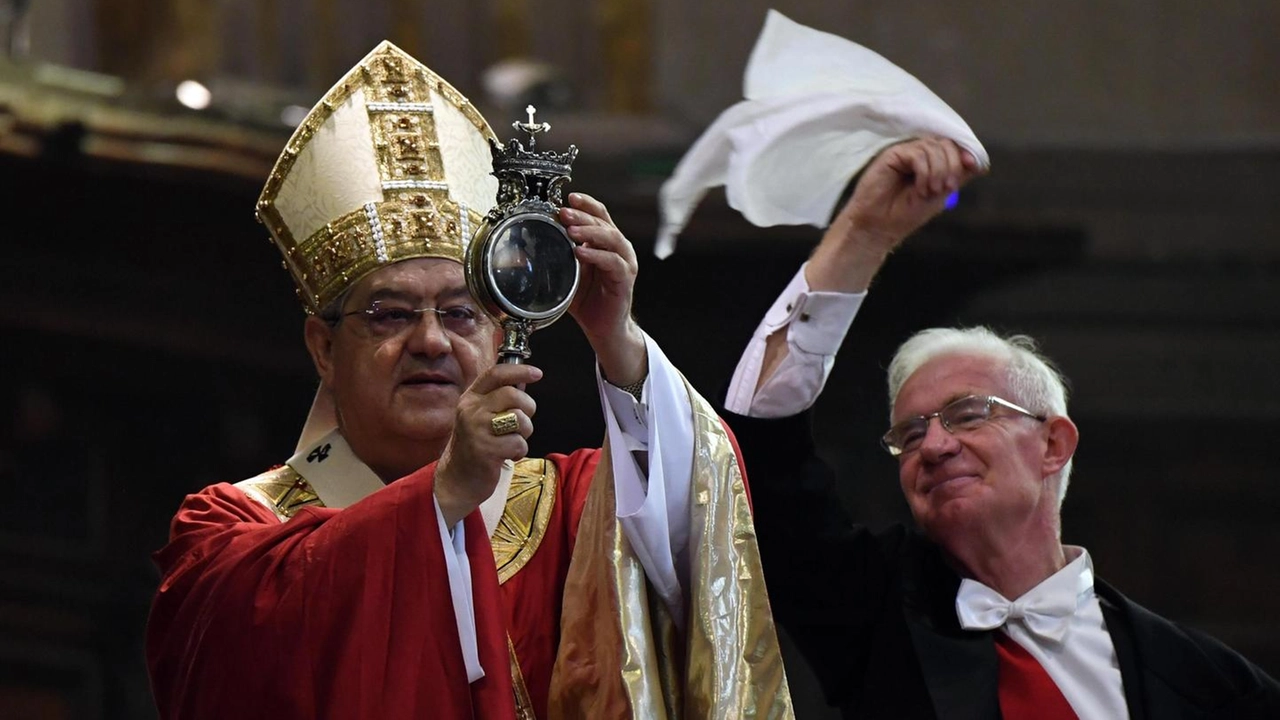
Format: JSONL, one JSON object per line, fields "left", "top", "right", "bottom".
{"left": 145, "top": 42, "right": 791, "bottom": 719}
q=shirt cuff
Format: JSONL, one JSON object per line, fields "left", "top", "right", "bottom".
{"left": 725, "top": 263, "right": 865, "bottom": 417}
{"left": 598, "top": 370, "right": 649, "bottom": 454}
{"left": 785, "top": 287, "right": 865, "bottom": 355}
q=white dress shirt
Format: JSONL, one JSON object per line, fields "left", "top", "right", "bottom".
{"left": 957, "top": 548, "right": 1129, "bottom": 719}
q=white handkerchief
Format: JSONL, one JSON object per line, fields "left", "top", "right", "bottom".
{"left": 656, "top": 9, "right": 989, "bottom": 258}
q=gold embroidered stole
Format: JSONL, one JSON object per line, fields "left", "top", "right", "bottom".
{"left": 234, "top": 466, "right": 322, "bottom": 521}
{"left": 494, "top": 459, "right": 559, "bottom": 720}
{"left": 547, "top": 380, "right": 794, "bottom": 719}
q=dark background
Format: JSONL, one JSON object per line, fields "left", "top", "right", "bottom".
{"left": 3, "top": 141, "right": 1278, "bottom": 719}
{"left": 2, "top": 0, "right": 1279, "bottom": 715}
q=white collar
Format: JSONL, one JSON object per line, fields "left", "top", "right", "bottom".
{"left": 1020, "top": 545, "right": 1095, "bottom": 608}
{"left": 286, "top": 428, "right": 511, "bottom": 537}
{"left": 286, "top": 429, "right": 384, "bottom": 510}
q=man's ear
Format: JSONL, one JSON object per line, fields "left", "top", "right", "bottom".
{"left": 1042, "top": 415, "right": 1079, "bottom": 477}
{"left": 303, "top": 316, "right": 337, "bottom": 388}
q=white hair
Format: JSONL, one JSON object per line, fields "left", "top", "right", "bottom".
{"left": 886, "top": 326, "right": 1074, "bottom": 505}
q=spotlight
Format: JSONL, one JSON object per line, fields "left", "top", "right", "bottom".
{"left": 175, "top": 80, "right": 212, "bottom": 110}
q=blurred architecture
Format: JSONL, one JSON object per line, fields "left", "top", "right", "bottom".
{"left": 1, "top": 1, "right": 1277, "bottom": 717}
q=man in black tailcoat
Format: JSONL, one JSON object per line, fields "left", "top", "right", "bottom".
{"left": 721, "top": 137, "right": 1280, "bottom": 719}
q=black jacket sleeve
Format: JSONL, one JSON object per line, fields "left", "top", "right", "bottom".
{"left": 721, "top": 406, "right": 900, "bottom": 704}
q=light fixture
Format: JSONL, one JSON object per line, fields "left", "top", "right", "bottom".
{"left": 175, "top": 80, "right": 212, "bottom": 110}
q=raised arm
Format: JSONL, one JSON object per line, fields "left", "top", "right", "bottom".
{"left": 746, "top": 138, "right": 984, "bottom": 409}
{"left": 560, "top": 192, "right": 648, "bottom": 388}
{"left": 555, "top": 193, "right": 699, "bottom": 622}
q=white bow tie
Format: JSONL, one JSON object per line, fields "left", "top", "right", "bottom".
{"left": 955, "top": 579, "right": 1077, "bottom": 644}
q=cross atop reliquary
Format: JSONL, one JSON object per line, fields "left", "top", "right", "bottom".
{"left": 512, "top": 105, "right": 551, "bottom": 150}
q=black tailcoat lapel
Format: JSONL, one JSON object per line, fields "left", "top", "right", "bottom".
{"left": 1098, "top": 579, "right": 1280, "bottom": 719}
{"left": 901, "top": 536, "right": 1001, "bottom": 720}
{"left": 1098, "top": 583, "right": 1147, "bottom": 720}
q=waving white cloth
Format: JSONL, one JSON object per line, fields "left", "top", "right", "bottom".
{"left": 655, "top": 9, "right": 990, "bottom": 258}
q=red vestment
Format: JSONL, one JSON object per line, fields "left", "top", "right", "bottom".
{"left": 147, "top": 449, "right": 600, "bottom": 720}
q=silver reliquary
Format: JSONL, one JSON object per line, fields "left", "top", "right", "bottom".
{"left": 465, "top": 105, "right": 580, "bottom": 364}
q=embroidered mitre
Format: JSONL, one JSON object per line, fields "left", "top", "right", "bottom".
{"left": 256, "top": 41, "right": 498, "bottom": 313}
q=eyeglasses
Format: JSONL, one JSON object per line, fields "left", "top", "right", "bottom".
{"left": 341, "top": 300, "right": 485, "bottom": 339}
{"left": 881, "top": 395, "right": 1046, "bottom": 457}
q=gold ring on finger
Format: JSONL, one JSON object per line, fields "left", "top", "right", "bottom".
{"left": 490, "top": 411, "right": 520, "bottom": 436}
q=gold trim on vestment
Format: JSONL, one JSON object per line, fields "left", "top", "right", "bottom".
{"left": 494, "top": 458, "right": 557, "bottom": 716}
{"left": 545, "top": 440, "right": 651, "bottom": 718}
{"left": 508, "top": 635, "right": 538, "bottom": 720}
{"left": 547, "top": 380, "right": 794, "bottom": 718}
{"left": 682, "top": 384, "right": 792, "bottom": 717}
{"left": 234, "top": 458, "right": 557, "bottom": 570}
{"left": 494, "top": 458, "right": 558, "bottom": 584}
{"left": 234, "top": 466, "right": 321, "bottom": 521}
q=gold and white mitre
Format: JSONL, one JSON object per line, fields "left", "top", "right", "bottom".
{"left": 256, "top": 41, "right": 499, "bottom": 314}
